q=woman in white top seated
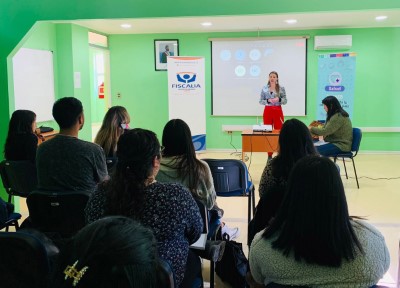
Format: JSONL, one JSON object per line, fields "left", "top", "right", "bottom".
{"left": 249, "top": 156, "right": 389, "bottom": 288}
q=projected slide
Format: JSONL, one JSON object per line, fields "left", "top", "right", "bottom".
{"left": 211, "top": 38, "right": 307, "bottom": 116}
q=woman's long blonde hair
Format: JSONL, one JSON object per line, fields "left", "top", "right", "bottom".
{"left": 94, "top": 106, "right": 130, "bottom": 157}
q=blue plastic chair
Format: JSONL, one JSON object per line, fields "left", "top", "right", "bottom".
{"left": 202, "top": 159, "right": 255, "bottom": 224}
{"left": 333, "top": 128, "right": 362, "bottom": 189}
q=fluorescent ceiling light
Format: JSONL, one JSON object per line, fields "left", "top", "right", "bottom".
{"left": 201, "top": 22, "right": 212, "bottom": 26}
{"left": 120, "top": 24, "right": 132, "bottom": 29}
{"left": 285, "top": 19, "right": 297, "bottom": 24}
{"left": 375, "top": 16, "right": 388, "bottom": 21}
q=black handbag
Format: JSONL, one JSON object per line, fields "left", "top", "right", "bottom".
{"left": 215, "top": 233, "right": 248, "bottom": 288}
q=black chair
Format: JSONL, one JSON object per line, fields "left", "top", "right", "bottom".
{"left": 194, "top": 199, "right": 216, "bottom": 288}
{"left": 0, "top": 231, "right": 51, "bottom": 288}
{"left": 0, "top": 160, "right": 38, "bottom": 203}
{"left": 26, "top": 190, "right": 90, "bottom": 238}
{"left": 332, "top": 128, "right": 362, "bottom": 188}
{"left": 202, "top": 159, "right": 255, "bottom": 224}
{"left": 0, "top": 197, "right": 21, "bottom": 232}
{"left": 0, "top": 212, "right": 21, "bottom": 232}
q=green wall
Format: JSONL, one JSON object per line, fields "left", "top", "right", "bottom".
{"left": 108, "top": 27, "right": 400, "bottom": 151}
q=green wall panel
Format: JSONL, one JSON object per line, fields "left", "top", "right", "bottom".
{"left": 108, "top": 28, "right": 400, "bottom": 150}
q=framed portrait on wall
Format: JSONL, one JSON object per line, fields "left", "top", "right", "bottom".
{"left": 154, "top": 39, "right": 179, "bottom": 71}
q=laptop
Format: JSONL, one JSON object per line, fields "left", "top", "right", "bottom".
{"left": 252, "top": 124, "right": 273, "bottom": 132}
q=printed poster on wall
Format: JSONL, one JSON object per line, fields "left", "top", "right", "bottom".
{"left": 167, "top": 56, "right": 206, "bottom": 151}
{"left": 317, "top": 53, "right": 356, "bottom": 120}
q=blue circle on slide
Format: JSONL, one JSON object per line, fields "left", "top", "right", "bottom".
{"left": 235, "top": 50, "right": 246, "bottom": 61}
{"left": 235, "top": 65, "right": 246, "bottom": 77}
{"left": 249, "top": 49, "right": 261, "bottom": 61}
{"left": 250, "top": 65, "right": 260, "bottom": 77}
{"left": 220, "top": 50, "right": 231, "bottom": 61}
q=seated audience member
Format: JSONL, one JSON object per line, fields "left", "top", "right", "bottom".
{"left": 248, "top": 119, "right": 318, "bottom": 244}
{"left": 4, "top": 109, "right": 38, "bottom": 162}
{"left": 85, "top": 128, "right": 203, "bottom": 288}
{"left": 156, "top": 118, "right": 227, "bottom": 261}
{"left": 249, "top": 156, "right": 390, "bottom": 288}
{"left": 94, "top": 106, "right": 130, "bottom": 158}
{"left": 36, "top": 97, "right": 107, "bottom": 192}
{"left": 309, "top": 95, "right": 353, "bottom": 156}
{"left": 52, "top": 216, "right": 161, "bottom": 288}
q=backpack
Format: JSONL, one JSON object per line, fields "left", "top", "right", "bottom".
{"left": 215, "top": 232, "right": 249, "bottom": 288}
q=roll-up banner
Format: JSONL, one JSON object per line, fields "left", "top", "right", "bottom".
{"left": 317, "top": 53, "right": 356, "bottom": 120}
{"left": 167, "top": 56, "right": 206, "bottom": 151}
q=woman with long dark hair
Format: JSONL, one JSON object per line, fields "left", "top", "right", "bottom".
{"left": 158, "top": 119, "right": 216, "bottom": 210}
{"left": 157, "top": 119, "right": 239, "bottom": 240}
{"left": 249, "top": 156, "right": 389, "bottom": 287}
{"left": 248, "top": 119, "right": 318, "bottom": 244}
{"left": 4, "top": 109, "right": 38, "bottom": 162}
{"left": 310, "top": 95, "right": 353, "bottom": 156}
{"left": 85, "top": 128, "right": 203, "bottom": 288}
{"left": 52, "top": 216, "right": 160, "bottom": 288}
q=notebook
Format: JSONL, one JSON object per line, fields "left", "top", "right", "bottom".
{"left": 189, "top": 233, "right": 207, "bottom": 250}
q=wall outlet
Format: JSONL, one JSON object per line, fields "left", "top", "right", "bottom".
{"left": 117, "top": 92, "right": 121, "bottom": 98}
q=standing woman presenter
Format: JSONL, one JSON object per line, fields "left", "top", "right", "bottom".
{"left": 259, "top": 71, "right": 287, "bottom": 158}
{"left": 259, "top": 71, "right": 287, "bottom": 130}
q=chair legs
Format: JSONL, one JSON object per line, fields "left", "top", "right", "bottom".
{"left": 251, "top": 186, "right": 256, "bottom": 218}
{"left": 247, "top": 186, "right": 256, "bottom": 224}
{"left": 334, "top": 157, "right": 359, "bottom": 189}
{"left": 210, "top": 260, "right": 215, "bottom": 288}
{"left": 351, "top": 157, "right": 360, "bottom": 189}
{"left": 342, "top": 158, "right": 348, "bottom": 179}
{"left": 5, "top": 220, "right": 19, "bottom": 232}
{"left": 247, "top": 193, "right": 251, "bottom": 225}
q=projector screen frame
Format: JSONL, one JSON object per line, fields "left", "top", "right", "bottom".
{"left": 210, "top": 36, "right": 309, "bottom": 117}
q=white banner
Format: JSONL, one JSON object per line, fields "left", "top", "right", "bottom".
{"left": 167, "top": 56, "right": 206, "bottom": 151}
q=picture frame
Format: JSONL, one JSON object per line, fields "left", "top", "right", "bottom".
{"left": 154, "top": 39, "right": 179, "bottom": 71}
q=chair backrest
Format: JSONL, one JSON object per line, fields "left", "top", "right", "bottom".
{"left": 194, "top": 199, "right": 208, "bottom": 234}
{"left": 203, "top": 159, "right": 252, "bottom": 196}
{"left": 27, "top": 190, "right": 90, "bottom": 237}
{"left": 351, "top": 128, "right": 362, "bottom": 153}
{"left": 0, "top": 160, "right": 37, "bottom": 197}
{"left": 0, "top": 231, "right": 50, "bottom": 288}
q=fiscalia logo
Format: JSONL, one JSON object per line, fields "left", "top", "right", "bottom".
{"left": 172, "top": 72, "right": 201, "bottom": 89}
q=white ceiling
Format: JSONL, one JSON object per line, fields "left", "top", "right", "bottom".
{"left": 56, "top": 9, "right": 400, "bottom": 35}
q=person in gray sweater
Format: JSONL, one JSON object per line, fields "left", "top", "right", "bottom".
{"left": 37, "top": 97, "right": 107, "bottom": 193}
{"left": 310, "top": 95, "right": 353, "bottom": 156}
{"left": 249, "top": 156, "right": 389, "bottom": 288}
